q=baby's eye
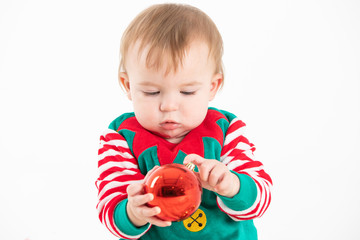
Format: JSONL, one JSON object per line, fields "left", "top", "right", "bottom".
{"left": 180, "top": 91, "right": 196, "bottom": 95}
{"left": 143, "top": 91, "right": 160, "bottom": 96}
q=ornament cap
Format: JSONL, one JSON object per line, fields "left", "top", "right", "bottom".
{"left": 185, "top": 162, "right": 195, "bottom": 171}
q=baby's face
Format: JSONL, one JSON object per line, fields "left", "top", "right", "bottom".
{"left": 120, "top": 40, "right": 222, "bottom": 144}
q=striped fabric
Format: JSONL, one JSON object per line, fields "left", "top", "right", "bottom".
{"left": 217, "top": 118, "right": 272, "bottom": 221}
{"left": 96, "top": 129, "right": 147, "bottom": 238}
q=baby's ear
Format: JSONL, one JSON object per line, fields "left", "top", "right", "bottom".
{"left": 209, "top": 73, "right": 223, "bottom": 101}
{"left": 118, "top": 72, "right": 132, "bottom": 100}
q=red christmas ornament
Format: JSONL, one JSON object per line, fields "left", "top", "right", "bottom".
{"left": 144, "top": 163, "right": 202, "bottom": 221}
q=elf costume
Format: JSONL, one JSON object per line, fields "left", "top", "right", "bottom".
{"left": 96, "top": 108, "right": 272, "bottom": 239}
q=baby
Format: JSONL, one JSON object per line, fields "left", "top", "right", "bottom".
{"left": 96, "top": 3, "right": 272, "bottom": 239}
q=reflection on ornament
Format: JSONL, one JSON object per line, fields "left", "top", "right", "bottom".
{"left": 144, "top": 163, "right": 202, "bottom": 221}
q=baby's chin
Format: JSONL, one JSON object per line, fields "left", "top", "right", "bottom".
{"left": 150, "top": 130, "right": 188, "bottom": 144}
{"left": 164, "top": 135, "right": 186, "bottom": 144}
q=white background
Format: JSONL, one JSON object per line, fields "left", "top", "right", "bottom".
{"left": 1, "top": 0, "right": 359, "bottom": 239}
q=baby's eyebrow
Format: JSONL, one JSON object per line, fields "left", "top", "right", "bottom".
{"left": 138, "top": 81, "right": 159, "bottom": 87}
{"left": 180, "top": 81, "right": 202, "bottom": 87}
{"left": 138, "top": 81, "right": 202, "bottom": 87}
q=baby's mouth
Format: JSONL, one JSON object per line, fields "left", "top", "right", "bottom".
{"left": 160, "top": 121, "right": 180, "bottom": 130}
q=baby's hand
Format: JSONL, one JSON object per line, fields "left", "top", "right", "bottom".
{"left": 126, "top": 168, "right": 172, "bottom": 227}
{"left": 184, "top": 154, "right": 240, "bottom": 198}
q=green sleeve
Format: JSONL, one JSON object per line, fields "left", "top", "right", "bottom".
{"left": 114, "top": 199, "right": 151, "bottom": 236}
{"left": 217, "top": 171, "right": 257, "bottom": 211}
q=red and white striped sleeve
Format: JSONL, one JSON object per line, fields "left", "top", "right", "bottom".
{"left": 96, "top": 129, "right": 147, "bottom": 239}
{"left": 217, "top": 118, "right": 273, "bottom": 221}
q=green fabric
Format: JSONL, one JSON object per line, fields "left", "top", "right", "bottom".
{"left": 119, "top": 129, "right": 136, "bottom": 155}
{"left": 217, "top": 171, "right": 258, "bottom": 211}
{"left": 216, "top": 117, "right": 230, "bottom": 141}
{"left": 202, "top": 136, "right": 222, "bottom": 160}
{"left": 109, "top": 112, "right": 135, "bottom": 131}
{"left": 114, "top": 199, "right": 150, "bottom": 236}
{"left": 211, "top": 107, "right": 238, "bottom": 123}
{"left": 173, "top": 150, "right": 187, "bottom": 164}
{"left": 137, "top": 146, "right": 160, "bottom": 175}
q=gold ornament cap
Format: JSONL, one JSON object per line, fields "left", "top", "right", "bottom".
{"left": 185, "top": 162, "right": 195, "bottom": 171}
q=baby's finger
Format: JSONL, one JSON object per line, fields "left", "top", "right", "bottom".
{"left": 183, "top": 154, "right": 205, "bottom": 166}
{"left": 184, "top": 154, "right": 211, "bottom": 182}
{"left": 126, "top": 182, "right": 145, "bottom": 196}
{"left": 208, "top": 165, "right": 225, "bottom": 187}
{"left": 214, "top": 173, "right": 231, "bottom": 195}
{"left": 147, "top": 216, "right": 172, "bottom": 227}
{"left": 135, "top": 205, "right": 161, "bottom": 218}
{"left": 198, "top": 163, "right": 212, "bottom": 183}
{"left": 215, "top": 173, "right": 239, "bottom": 197}
{"left": 129, "top": 193, "right": 154, "bottom": 207}
{"left": 144, "top": 166, "right": 160, "bottom": 182}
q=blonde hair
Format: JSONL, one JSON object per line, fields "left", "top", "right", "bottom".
{"left": 119, "top": 3, "right": 224, "bottom": 82}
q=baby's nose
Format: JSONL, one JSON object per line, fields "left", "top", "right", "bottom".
{"left": 160, "top": 95, "right": 179, "bottom": 112}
